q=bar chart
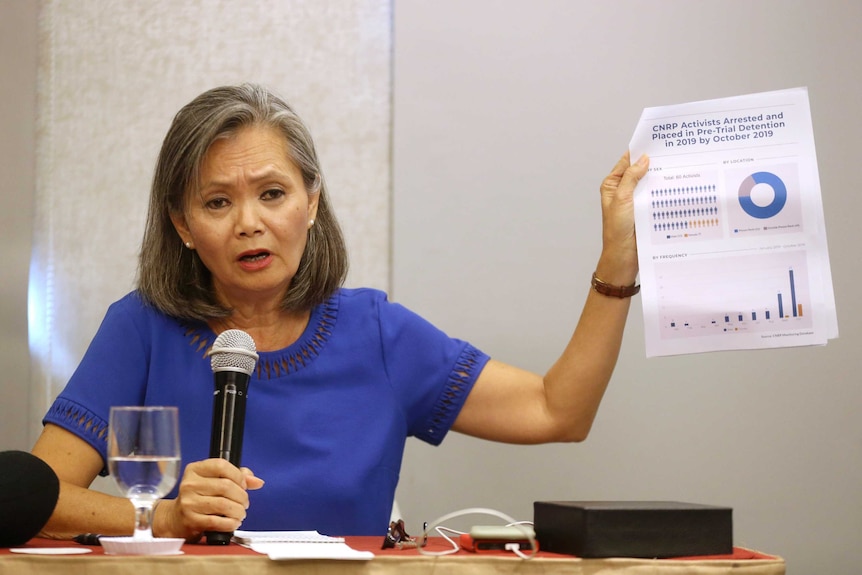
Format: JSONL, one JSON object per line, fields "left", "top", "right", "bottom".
{"left": 656, "top": 250, "right": 812, "bottom": 340}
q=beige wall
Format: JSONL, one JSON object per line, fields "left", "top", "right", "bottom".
{"left": 0, "top": 0, "right": 38, "bottom": 451}
{"left": 392, "top": 2, "right": 862, "bottom": 574}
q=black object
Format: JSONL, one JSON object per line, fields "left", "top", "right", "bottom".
{"left": 205, "top": 329, "right": 258, "bottom": 545}
{"left": 0, "top": 451, "right": 60, "bottom": 547}
{"left": 533, "top": 500, "right": 733, "bottom": 558}
{"left": 73, "top": 533, "right": 102, "bottom": 546}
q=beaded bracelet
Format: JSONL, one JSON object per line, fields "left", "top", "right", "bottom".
{"left": 591, "top": 272, "right": 640, "bottom": 298}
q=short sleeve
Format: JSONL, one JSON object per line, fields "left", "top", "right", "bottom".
{"left": 42, "top": 294, "right": 152, "bottom": 469}
{"left": 372, "top": 293, "right": 490, "bottom": 445}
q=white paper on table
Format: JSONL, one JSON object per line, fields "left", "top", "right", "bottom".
{"left": 233, "top": 530, "right": 344, "bottom": 545}
{"left": 233, "top": 530, "right": 374, "bottom": 561}
{"left": 249, "top": 542, "right": 374, "bottom": 561}
{"left": 629, "top": 87, "right": 838, "bottom": 357}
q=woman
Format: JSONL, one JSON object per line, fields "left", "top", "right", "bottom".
{"left": 32, "top": 83, "right": 648, "bottom": 541}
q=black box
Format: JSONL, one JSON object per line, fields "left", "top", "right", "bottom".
{"left": 533, "top": 501, "right": 733, "bottom": 558}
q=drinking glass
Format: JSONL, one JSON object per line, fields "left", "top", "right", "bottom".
{"left": 107, "top": 406, "right": 181, "bottom": 541}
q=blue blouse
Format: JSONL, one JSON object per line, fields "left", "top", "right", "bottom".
{"left": 43, "top": 288, "right": 489, "bottom": 535}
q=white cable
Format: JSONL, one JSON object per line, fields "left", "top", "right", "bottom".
{"left": 505, "top": 542, "right": 532, "bottom": 560}
{"left": 417, "top": 507, "right": 537, "bottom": 559}
{"left": 429, "top": 526, "right": 463, "bottom": 556}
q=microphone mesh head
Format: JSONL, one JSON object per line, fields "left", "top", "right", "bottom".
{"left": 209, "top": 329, "right": 258, "bottom": 375}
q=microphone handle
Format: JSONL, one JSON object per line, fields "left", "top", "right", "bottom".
{"left": 205, "top": 370, "right": 249, "bottom": 545}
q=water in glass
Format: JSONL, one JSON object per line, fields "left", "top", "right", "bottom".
{"left": 108, "top": 406, "right": 180, "bottom": 540}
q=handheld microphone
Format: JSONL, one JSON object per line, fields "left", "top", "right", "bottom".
{"left": 0, "top": 451, "right": 60, "bottom": 547}
{"left": 204, "top": 329, "right": 258, "bottom": 545}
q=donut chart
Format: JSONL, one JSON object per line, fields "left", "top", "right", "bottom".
{"left": 738, "top": 171, "right": 787, "bottom": 219}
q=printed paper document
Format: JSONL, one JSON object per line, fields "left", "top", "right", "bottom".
{"left": 629, "top": 87, "right": 837, "bottom": 357}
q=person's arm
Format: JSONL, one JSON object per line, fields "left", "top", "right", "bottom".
{"left": 452, "top": 153, "right": 648, "bottom": 444}
{"left": 32, "top": 423, "right": 263, "bottom": 541}
{"left": 31, "top": 424, "right": 134, "bottom": 539}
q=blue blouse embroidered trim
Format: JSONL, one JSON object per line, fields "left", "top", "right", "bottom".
{"left": 418, "top": 344, "right": 485, "bottom": 445}
{"left": 182, "top": 293, "right": 340, "bottom": 380}
{"left": 44, "top": 397, "right": 110, "bottom": 462}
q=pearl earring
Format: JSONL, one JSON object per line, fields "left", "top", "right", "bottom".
{"left": 185, "top": 242, "right": 192, "bottom": 249}
{"left": 308, "top": 219, "right": 315, "bottom": 228}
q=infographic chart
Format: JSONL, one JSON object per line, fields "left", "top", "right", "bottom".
{"left": 725, "top": 163, "right": 803, "bottom": 238}
{"left": 647, "top": 170, "right": 722, "bottom": 243}
{"left": 629, "top": 88, "right": 837, "bottom": 356}
{"left": 656, "top": 251, "right": 811, "bottom": 339}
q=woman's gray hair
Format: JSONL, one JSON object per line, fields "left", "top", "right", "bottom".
{"left": 137, "top": 83, "right": 348, "bottom": 320}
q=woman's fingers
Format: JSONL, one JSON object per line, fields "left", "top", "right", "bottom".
{"left": 164, "top": 459, "right": 260, "bottom": 540}
{"left": 240, "top": 467, "right": 266, "bottom": 490}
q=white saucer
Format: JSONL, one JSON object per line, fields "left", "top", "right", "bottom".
{"left": 100, "top": 536, "right": 185, "bottom": 556}
{"left": 10, "top": 548, "right": 93, "bottom": 555}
